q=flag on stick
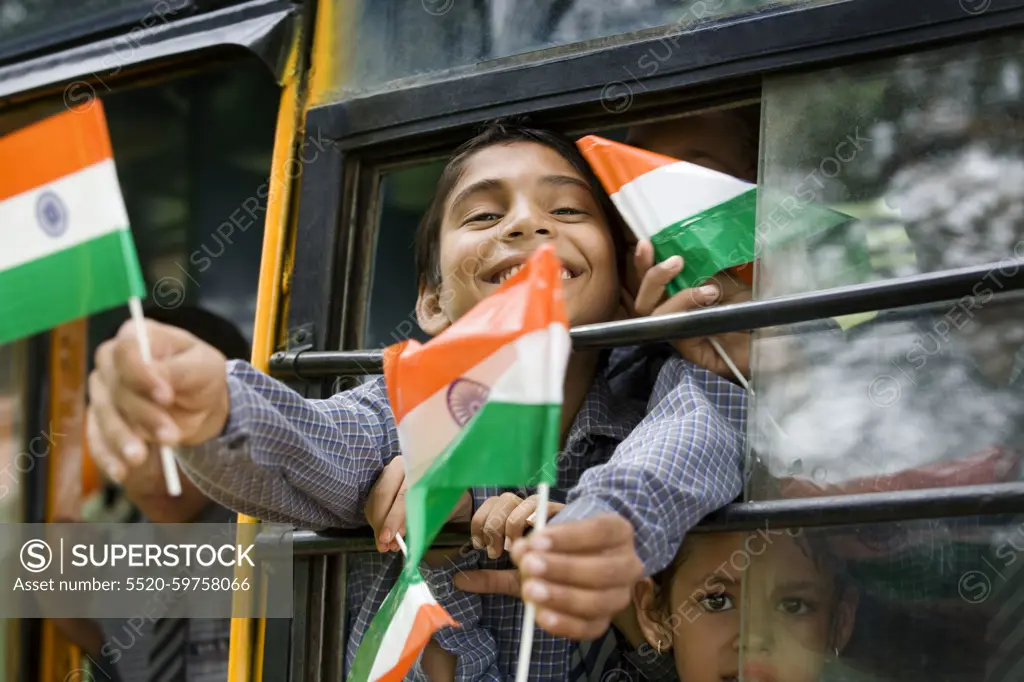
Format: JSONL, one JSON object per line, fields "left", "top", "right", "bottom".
{"left": 0, "top": 103, "right": 181, "bottom": 496}
{"left": 578, "top": 134, "right": 757, "bottom": 294}
{"left": 348, "top": 245, "right": 570, "bottom": 681}
{"left": 0, "top": 103, "right": 146, "bottom": 343}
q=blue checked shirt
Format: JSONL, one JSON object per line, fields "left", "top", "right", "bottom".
{"left": 176, "top": 346, "right": 746, "bottom": 681}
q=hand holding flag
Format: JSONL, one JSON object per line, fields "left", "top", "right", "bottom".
{"left": 0, "top": 103, "right": 186, "bottom": 495}
{"left": 350, "top": 245, "right": 571, "bottom": 682}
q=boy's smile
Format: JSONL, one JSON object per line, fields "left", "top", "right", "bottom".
{"left": 418, "top": 141, "right": 619, "bottom": 333}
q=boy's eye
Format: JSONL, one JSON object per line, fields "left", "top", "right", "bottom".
{"left": 777, "top": 598, "right": 814, "bottom": 616}
{"left": 552, "top": 207, "right": 585, "bottom": 216}
{"left": 697, "top": 592, "right": 734, "bottom": 613}
{"left": 466, "top": 212, "right": 502, "bottom": 224}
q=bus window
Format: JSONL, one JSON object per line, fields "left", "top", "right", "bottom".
{"left": 748, "top": 33, "right": 1024, "bottom": 501}
{"left": 364, "top": 160, "right": 446, "bottom": 349}
{"left": 324, "top": 0, "right": 830, "bottom": 100}
{"left": 81, "top": 56, "right": 279, "bottom": 350}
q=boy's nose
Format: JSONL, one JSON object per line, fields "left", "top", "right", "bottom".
{"left": 499, "top": 210, "right": 557, "bottom": 242}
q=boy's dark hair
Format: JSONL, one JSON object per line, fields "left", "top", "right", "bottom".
{"left": 414, "top": 117, "right": 627, "bottom": 289}
{"left": 139, "top": 305, "right": 250, "bottom": 360}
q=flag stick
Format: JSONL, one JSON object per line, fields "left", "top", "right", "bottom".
{"left": 514, "top": 481, "right": 549, "bottom": 682}
{"left": 708, "top": 339, "right": 787, "bottom": 440}
{"left": 128, "top": 297, "right": 182, "bottom": 497}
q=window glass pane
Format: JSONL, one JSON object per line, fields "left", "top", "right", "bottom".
{"left": 749, "top": 35, "right": 1024, "bottom": 501}
{"left": 0, "top": 0, "right": 178, "bottom": 61}
{"left": 365, "top": 161, "right": 446, "bottom": 349}
{"left": 673, "top": 518, "right": 1024, "bottom": 682}
{"left": 757, "top": 33, "right": 1024, "bottom": 299}
{"left": 84, "top": 56, "right": 280, "bottom": 347}
{"left": 326, "top": 0, "right": 829, "bottom": 101}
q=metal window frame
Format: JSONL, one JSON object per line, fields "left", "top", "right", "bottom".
{"left": 275, "top": 4, "right": 1024, "bottom": 679}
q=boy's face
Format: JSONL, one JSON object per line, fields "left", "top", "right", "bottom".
{"left": 120, "top": 444, "right": 212, "bottom": 523}
{"left": 626, "top": 113, "right": 757, "bottom": 182}
{"left": 634, "top": 532, "right": 856, "bottom": 682}
{"left": 416, "top": 141, "right": 620, "bottom": 333}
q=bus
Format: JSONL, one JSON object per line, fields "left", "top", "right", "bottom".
{"left": 3, "top": 0, "right": 1024, "bottom": 681}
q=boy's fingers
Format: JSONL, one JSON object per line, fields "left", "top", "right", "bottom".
{"left": 633, "top": 257, "right": 683, "bottom": 316}
{"left": 522, "top": 579, "right": 632, "bottom": 621}
{"left": 470, "top": 497, "right": 499, "bottom": 550}
{"left": 505, "top": 499, "right": 565, "bottom": 545}
{"left": 517, "top": 550, "right": 643, "bottom": 590}
{"left": 106, "top": 330, "right": 174, "bottom": 406}
{"left": 504, "top": 497, "right": 539, "bottom": 545}
{"left": 365, "top": 459, "right": 406, "bottom": 550}
{"left": 85, "top": 409, "right": 127, "bottom": 483}
{"left": 103, "top": 373, "right": 181, "bottom": 446}
{"left": 87, "top": 372, "right": 150, "bottom": 468}
{"left": 654, "top": 283, "right": 723, "bottom": 316}
{"left": 534, "top": 608, "right": 611, "bottom": 642}
{"left": 453, "top": 569, "right": 521, "bottom": 597}
{"left": 513, "top": 513, "right": 635, "bottom": 558}
{"left": 480, "top": 493, "right": 522, "bottom": 559}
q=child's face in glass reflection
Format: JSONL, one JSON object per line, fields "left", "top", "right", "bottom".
{"left": 634, "top": 532, "right": 857, "bottom": 682}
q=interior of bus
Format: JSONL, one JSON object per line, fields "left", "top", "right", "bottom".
{"left": 1, "top": 1, "right": 1023, "bottom": 681}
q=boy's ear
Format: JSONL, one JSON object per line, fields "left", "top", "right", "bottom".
{"left": 833, "top": 586, "right": 860, "bottom": 653}
{"left": 416, "top": 284, "right": 451, "bottom": 336}
{"left": 633, "top": 578, "right": 673, "bottom": 653}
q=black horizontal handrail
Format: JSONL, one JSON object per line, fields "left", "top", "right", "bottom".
{"left": 269, "top": 259, "right": 1024, "bottom": 378}
{"left": 254, "top": 483, "right": 1024, "bottom": 557}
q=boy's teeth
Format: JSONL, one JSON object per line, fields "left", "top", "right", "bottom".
{"left": 498, "top": 264, "right": 523, "bottom": 283}
{"left": 496, "top": 264, "right": 574, "bottom": 283}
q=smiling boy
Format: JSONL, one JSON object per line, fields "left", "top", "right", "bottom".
{"left": 86, "top": 120, "right": 746, "bottom": 680}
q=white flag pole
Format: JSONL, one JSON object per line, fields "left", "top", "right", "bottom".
{"left": 708, "top": 339, "right": 787, "bottom": 440}
{"left": 514, "top": 480, "right": 549, "bottom": 682}
{"left": 128, "top": 296, "right": 182, "bottom": 497}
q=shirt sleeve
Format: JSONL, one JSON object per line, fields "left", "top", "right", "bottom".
{"left": 554, "top": 356, "right": 747, "bottom": 575}
{"left": 175, "top": 360, "right": 399, "bottom": 529}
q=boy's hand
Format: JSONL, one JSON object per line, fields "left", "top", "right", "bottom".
{"left": 457, "top": 514, "right": 644, "bottom": 641}
{"left": 86, "top": 319, "right": 230, "bottom": 483}
{"left": 627, "top": 240, "right": 752, "bottom": 381}
{"left": 365, "top": 457, "right": 473, "bottom": 553}
{"left": 471, "top": 493, "right": 565, "bottom": 559}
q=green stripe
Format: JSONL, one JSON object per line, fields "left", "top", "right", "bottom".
{"left": 347, "top": 572, "right": 419, "bottom": 681}
{"left": 0, "top": 229, "right": 147, "bottom": 345}
{"left": 652, "top": 188, "right": 758, "bottom": 294}
{"left": 404, "top": 400, "right": 562, "bottom": 570}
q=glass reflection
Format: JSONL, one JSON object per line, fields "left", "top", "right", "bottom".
{"left": 329, "top": 0, "right": 821, "bottom": 100}
{"left": 751, "top": 34, "right": 1024, "bottom": 499}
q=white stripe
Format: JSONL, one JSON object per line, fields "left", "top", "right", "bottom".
{"left": 367, "top": 580, "right": 438, "bottom": 682}
{"left": 610, "top": 161, "right": 753, "bottom": 240}
{"left": 489, "top": 323, "right": 570, "bottom": 405}
{"left": 397, "top": 323, "right": 569, "bottom": 486}
{"left": 0, "top": 159, "right": 129, "bottom": 271}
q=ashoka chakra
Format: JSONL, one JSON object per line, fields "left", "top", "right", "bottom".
{"left": 446, "top": 378, "right": 490, "bottom": 427}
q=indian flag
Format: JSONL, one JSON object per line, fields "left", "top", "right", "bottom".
{"left": 578, "top": 134, "right": 756, "bottom": 295}
{"left": 348, "top": 245, "right": 570, "bottom": 682}
{"left": 0, "top": 102, "right": 145, "bottom": 345}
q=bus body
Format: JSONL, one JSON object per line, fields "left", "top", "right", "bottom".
{"left": 2, "top": 1, "right": 1023, "bottom": 681}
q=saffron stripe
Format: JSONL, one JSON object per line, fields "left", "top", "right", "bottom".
{"left": 0, "top": 103, "right": 114, "bottom": 203}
